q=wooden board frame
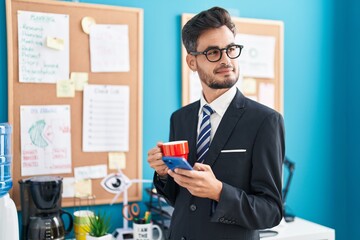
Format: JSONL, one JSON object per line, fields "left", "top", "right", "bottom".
{"left": 6, "top": 0, "right": 143, "bottom": 208}
{"left": 181, "top": 14, "right": 284, "bottom": 114}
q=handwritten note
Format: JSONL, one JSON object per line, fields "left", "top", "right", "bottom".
{"left": 89, "top": 24, "right": 130, "bottom": 72}
{"left": 83, "top": 85, "right": 129, "bottom": 152}
{"left": 108, "top": 152, "right": 126, "bottom": 170}
{"left": 20, "top": 105, "right": 71, "bottom": 176}
{"left": 71, "top": 72, "right": 89, "bottom": 91}
{"left": 74, "top": 165, "right": 107, "bottom": 180}
{"left": 17, "top": 11, "right": 69, "bottom": 83}
{"left": 75, "top": 179, "right": 92, "bottom": 198}
{"left": 56, "top": 79, "right": 75, "bottom": 98}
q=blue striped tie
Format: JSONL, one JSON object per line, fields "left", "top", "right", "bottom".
{"left": 197, "top": 105, "right": 214, "bottom": 163}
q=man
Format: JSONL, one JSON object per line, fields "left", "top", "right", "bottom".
{"left": 147, "top": 6, "right": 285, "bottom": 240}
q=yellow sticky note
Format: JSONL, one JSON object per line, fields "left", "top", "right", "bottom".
{"left": 46, "top": 36, "right": 64, "bottom": 50}
{"left": 71, "top": 72, "right": 89, "bottom": 91}
{"left": 62, "top": 177, "right": 75, "bottom": 198}
{"left": 57, "top": 79, "right": 75, "bottom": 98}
{"left": 75, "top": 179, "right": 92, "bottom": 198}
{"left": 242, "top": 78, "right": 257, "bottom": 95}
{"left": 108, "top": 152, "right": 126, "bottom": 170}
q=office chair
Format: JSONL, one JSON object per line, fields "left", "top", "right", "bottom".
{"left": 282, "top": 157, "right": 296, "bottom": 222}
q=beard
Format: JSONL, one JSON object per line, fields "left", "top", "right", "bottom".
{"left": 197, "top": 63, "right": 239, "bottom": 89}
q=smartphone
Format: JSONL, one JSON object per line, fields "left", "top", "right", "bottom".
{"left": 162, "top": 156, "right": 193, "bottom": 171}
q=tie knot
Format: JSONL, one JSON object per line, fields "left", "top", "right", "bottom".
{"left": 203, "top": 105, "right": 214, "bottom": 116}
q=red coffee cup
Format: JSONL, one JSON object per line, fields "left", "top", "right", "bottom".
{"left": 161, "top": 140, "right": 189, "bottom": 160}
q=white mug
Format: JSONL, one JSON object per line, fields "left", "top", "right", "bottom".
{"left": 133, "top": 223, "right": 162, "bottom": 240}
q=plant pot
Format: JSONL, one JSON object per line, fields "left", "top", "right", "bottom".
{"left": 86, "top": 233, "right": 112, "bottom": 240}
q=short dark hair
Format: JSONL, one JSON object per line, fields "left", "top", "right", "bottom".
{"left": 182, "top": 7, "right": 236, "bottom": 53}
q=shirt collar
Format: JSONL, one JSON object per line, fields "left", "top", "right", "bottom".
{"left": 199, "top": 85, "right": 237, "bottom": 117}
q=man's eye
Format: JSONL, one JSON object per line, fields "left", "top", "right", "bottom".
{"left": 228, "top": 46, "right": 236, "bottom": 52}
{"left": 207, "top": 49, "right": 220, "bottom": 56}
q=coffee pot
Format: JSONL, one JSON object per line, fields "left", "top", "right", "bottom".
{"left": 19, "top": 176, "right": 73, "bottom": 240}
{"left": 27, "top": 210, "right": 72, "bottom": 240}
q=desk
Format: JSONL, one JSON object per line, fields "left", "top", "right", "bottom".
{"left": 265, "top": 217, "right": 335, "bottom": 240}
{"left": 66, "top": 218, "right": 335, "bottom": 240}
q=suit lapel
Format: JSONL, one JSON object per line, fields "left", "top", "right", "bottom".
{"left": 187, "top": 102, "right": 200, "bottom": 166}
{"left": 204, "top": 90, "right": 246, "bottom": 167}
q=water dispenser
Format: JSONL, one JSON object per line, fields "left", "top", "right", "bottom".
{"left": 0, "top": 123, "right": 19, "bottom": 240}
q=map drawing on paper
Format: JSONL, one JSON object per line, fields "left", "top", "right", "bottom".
{"left": 20, "top": 105, "right": 72, "bottom": 176}
{"left": 29, "top": 119, "right": 52, "bottom": 148}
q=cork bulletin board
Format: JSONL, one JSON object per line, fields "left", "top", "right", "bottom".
{"left": 6, "top": 0, "right": 143, "bottom": 208}
{"left": 181, "top": 14, "right": 284, "bottom": 114}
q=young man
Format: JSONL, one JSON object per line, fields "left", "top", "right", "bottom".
{"left": 147, "top": 7, "right": 285, "bottom": 240}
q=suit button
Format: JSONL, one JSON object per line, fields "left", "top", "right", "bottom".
{"left": 219, "top": 217, "right": 224, "bottom": 222}
{"left": 189, "top": 204, "right": 197, "bottom": 211}
{"left": 181, "top": 237, "right": 186, "bottom": 240}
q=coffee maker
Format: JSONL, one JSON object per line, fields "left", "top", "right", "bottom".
{"left": 19, "top": 176, "right": 73, "bottom": 240}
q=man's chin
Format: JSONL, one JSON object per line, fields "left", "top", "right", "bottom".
{"left": 209, "top": 80, "right": 237, "bottom": 89}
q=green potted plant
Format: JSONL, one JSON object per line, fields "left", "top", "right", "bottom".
{"left": 86, "top": 211, "right": 112, "bottom": 240}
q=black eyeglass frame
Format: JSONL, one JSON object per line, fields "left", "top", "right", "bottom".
{"left": 189, "top": 44, "right": 244, "bottom": 62}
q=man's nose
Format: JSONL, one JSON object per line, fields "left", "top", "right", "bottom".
{"left": 219, "top": 50, "right": 231, "bottom": 64}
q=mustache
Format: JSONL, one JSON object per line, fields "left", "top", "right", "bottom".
{"left": 214, "top": 64, "right": 234, "bottom": 72}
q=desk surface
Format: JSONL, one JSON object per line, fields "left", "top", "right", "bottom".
{"left": 67, "top": 217, "right": 335, "bottom": 240}
{"left": 265, "top": 217, "right": 335, "bottom": 240}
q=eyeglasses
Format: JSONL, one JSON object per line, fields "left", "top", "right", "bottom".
{"left": 190, "top": 44, "right": 243, "bottom": 62}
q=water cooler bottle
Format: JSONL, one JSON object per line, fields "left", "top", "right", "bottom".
{"left": 0, "top": 123, "right": 19, "bottom": 240}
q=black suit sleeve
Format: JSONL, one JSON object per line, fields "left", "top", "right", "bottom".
{"left": 211, "top": 112, "right": 285, "bottom": 229}
{"left": 153, "top": 113, "right": 179, "bottom": 206}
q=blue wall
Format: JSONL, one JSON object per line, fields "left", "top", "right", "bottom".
{"left": 333, "top": 0, "right": 348, "bottom": 239}
{"left": 0, "top": 0, "right": 357, "bottom": 239}
{"left": 345, "top": 0, "right": 360, "bottom": 239}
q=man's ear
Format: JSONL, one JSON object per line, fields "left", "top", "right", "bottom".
{"left": 186, "top": 54, "right": 197, "bottom": 71}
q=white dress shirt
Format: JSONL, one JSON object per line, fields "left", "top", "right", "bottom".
{"left": 198, "top": 85, "right": 237, "bottom": 143}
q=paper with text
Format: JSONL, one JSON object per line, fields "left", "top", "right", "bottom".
{"left": 20, "top": 105, "right": 71, "bottom": 176}
{"left": 90, "top": 24, "right": 130, "bottom": 72}
{"left": 83, "top": 85, "right": 129, "bottom": 152}
{"left": 17, "top": 11, "right": 69, "bottom": 83}
{"left": 259, "top": 83, "right": 275, "bottom": 109}
{"left": 236, "top": 34, "right": 275, "bottom": 79}
{"left": 74, "top": 164, "right": 107, "bottom": 180}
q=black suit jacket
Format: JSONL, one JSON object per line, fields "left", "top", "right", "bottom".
{"left": 154, "top": 90, "right": 285, "bottom": 240}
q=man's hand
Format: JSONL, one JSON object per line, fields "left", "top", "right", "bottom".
{"left": 147, "top": 142, "right": 169, "bottom": 177}
{"left": 168, "top": 162, "right": 223, "bottom": 201}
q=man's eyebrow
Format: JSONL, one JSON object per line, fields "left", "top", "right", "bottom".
{"left": 202, "top": 43, "right": 236, "bottom": 51}
{"left": 200, "top": 45, "right": 219, "bottom": 52}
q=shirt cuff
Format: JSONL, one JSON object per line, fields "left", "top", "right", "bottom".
{"left": 156, "top": 173, "right": 168, "bottom": 183}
